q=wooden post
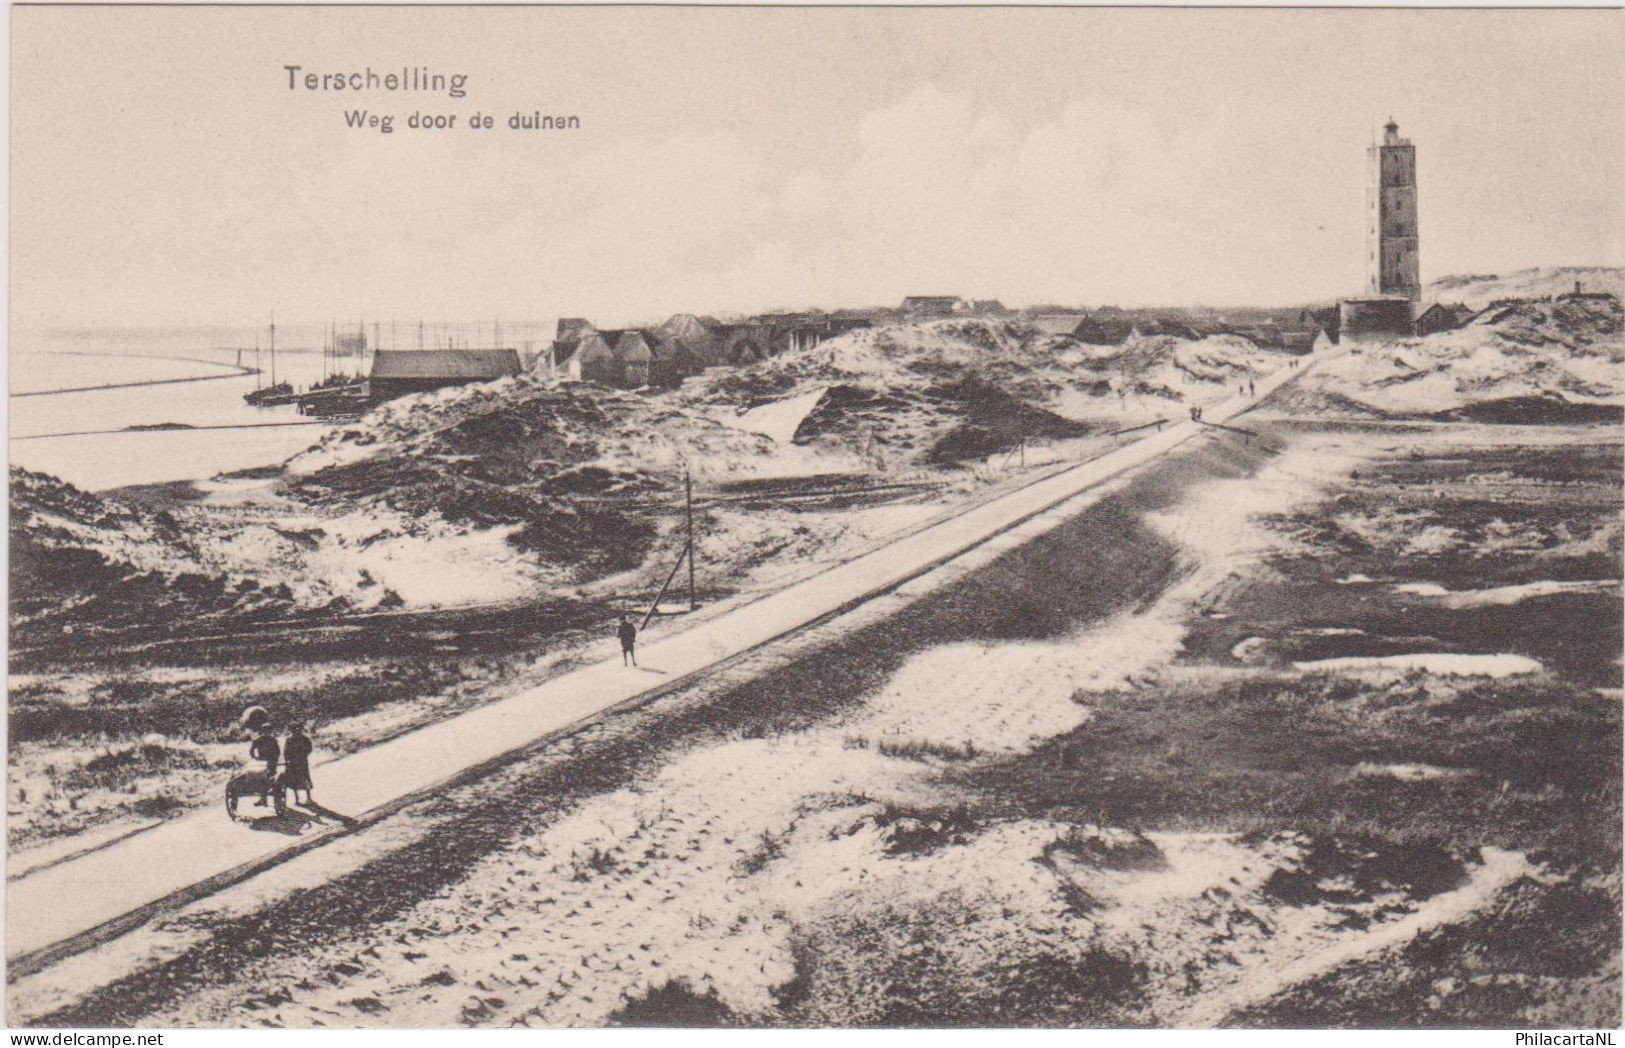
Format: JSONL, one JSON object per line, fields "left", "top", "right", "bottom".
{"left": 642, "top": 545, "right": 687, "bottom": 631}
{"left": 685, "top": 469, "right": 696, "bottom": 611}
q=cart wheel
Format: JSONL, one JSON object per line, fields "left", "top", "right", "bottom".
{"left": 226, "top": 787, "right": 238, "bottom": 821}
{"left": 273, "top": 785, "right": 287, "bottom": 816}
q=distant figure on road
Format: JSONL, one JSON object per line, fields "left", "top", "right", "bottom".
{"left": 1189, "top": 405, "right": 1198, "bottom": 421}
{"left": 248, "top": 726, "right": 280, "bottom": 807}
{"left": 1249, "top": 379, "right": 1256, "bottom": 396}
{"left": 618, "top": 613, "right": 638, "bottom": 666}
{"left": 283, "top": 721, "right": 314, "bottom": 806}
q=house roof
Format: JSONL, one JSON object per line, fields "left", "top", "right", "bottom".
{"left": 1147, "top": 319, "right": 1200, "bottom": 339}
{"left": 576, "top": 332, "right": 615, "bottom": 361}
{"left": 659, "top": 314, "right": 723, "bottom": 347}
{"left": 611, "top": 330, "right": 653, "bottom": 361}
{"left": 370, "top": 349, "right": 521, "bottom": 380}
{"left": 645, "top": 331, "right": 684, "bottom": 360}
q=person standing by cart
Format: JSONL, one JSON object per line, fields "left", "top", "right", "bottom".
{"left": 283, "top": 721, "right": 314, "bottom": 806}
{"left": 248, "top": 724, "right": 280, "bottom": 807}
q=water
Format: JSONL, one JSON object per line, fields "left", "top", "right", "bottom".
{"left": 9, "top": 327, "right": 353, "bottom": 491}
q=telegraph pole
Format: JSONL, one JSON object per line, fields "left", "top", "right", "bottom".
{"left": 685, "top": 468, "right": 696, "bottom": 611}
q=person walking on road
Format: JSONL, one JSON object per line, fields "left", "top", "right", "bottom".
{"left": 618, "top": 613, "right": 638, "bottom": 667}
{"left": 1249, "top": 378, "right": 1256, "bottom": 396}
{"left": 282, "top": 721, "right": 314, "bottom": 806}
{"left": 249, "top": 725, "right": 280, "bottom": 807}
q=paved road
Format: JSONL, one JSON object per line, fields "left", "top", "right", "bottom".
{"left": 5, "top": 353, "right": 1317, "bottom": 974}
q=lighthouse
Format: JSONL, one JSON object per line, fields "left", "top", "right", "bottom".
{"left": 1367, "top": 119, "right": 1420, "bottom": 300}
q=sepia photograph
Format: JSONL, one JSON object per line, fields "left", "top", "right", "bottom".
{"left": 5, "top": 2, "right": 1623, "bottom": 1033}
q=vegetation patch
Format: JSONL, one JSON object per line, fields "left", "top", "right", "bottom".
{"left": 870, "top": 802, "right": 978, "bottom": 856}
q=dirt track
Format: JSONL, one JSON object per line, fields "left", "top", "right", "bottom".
{"left": 10, "top": 363, "right": 1301, "bottom": 984}
{"left": 11, "top": 430, "right": 1247, "bottom": 1026}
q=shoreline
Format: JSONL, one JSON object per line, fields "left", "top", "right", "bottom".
{"left": 13, "top": 419, "right": 328, "bottom": 442}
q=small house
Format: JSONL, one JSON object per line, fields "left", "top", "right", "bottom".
{"left": 575, "top": 331, "right": 617, "bottom": 384}
{"left": 900, "top": 295, "right": 968, "bottom": 318}
{"left": 1413, "top": 302, "right": 1468, "bottom": 336}
{"left": 1144, "top": 319, "right": 1201, "bottom": 341}
{"left": 551, "top": 318, "right": 597, "bottom": 377}
{"left": 719, "top": 325, "right": 773, "bottom": 366}
{"left": 647, "top": 331, "right": 707, "bottom": 388}
{"left": 1279, "top": 330, "right": 1319, "bottom": 355}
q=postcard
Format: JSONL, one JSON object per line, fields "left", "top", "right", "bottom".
{"left": 7, "top": 3, "right": 1622, "bottom": 1031}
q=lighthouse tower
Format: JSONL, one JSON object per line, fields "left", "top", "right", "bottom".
{"left": 1368, "top": 119, "right": 1420, "bottom": 300}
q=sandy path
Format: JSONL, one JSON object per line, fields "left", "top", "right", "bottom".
{"left": 76, "top": 425, "right": 1522, "bottom": 1030}
{"left": 6, "top": 350, "right": 1325, "bottom": 975}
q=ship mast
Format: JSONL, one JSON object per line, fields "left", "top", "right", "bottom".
{"left": 270, "top": 313, "right": 278, "bottom": 387}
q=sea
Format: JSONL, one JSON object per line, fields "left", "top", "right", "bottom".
{"left": 9, "top": 326, "right": 348, "bottom": 492}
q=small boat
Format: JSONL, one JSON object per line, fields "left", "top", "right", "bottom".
{"left": 308, "top": 372, "right": 362, "bottom": 393}
{"left": 244, "top": 314, "right": 295, "bottom": 406}
{"left": 296, "top": 387, "right": 368, "bottom": 418}
{"left": 244, "top": 380, "right": 296, "bottom": 406}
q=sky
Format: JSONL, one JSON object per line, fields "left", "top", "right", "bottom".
{"left": 10, "top": 6, "right": 1624, "bottom": 331}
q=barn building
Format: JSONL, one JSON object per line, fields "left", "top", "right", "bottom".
{"left": 368, "top": 348, "right": 521, "bottom": 403}
{"left": 900, "top": 295, "right": 968, "bottom": 318}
